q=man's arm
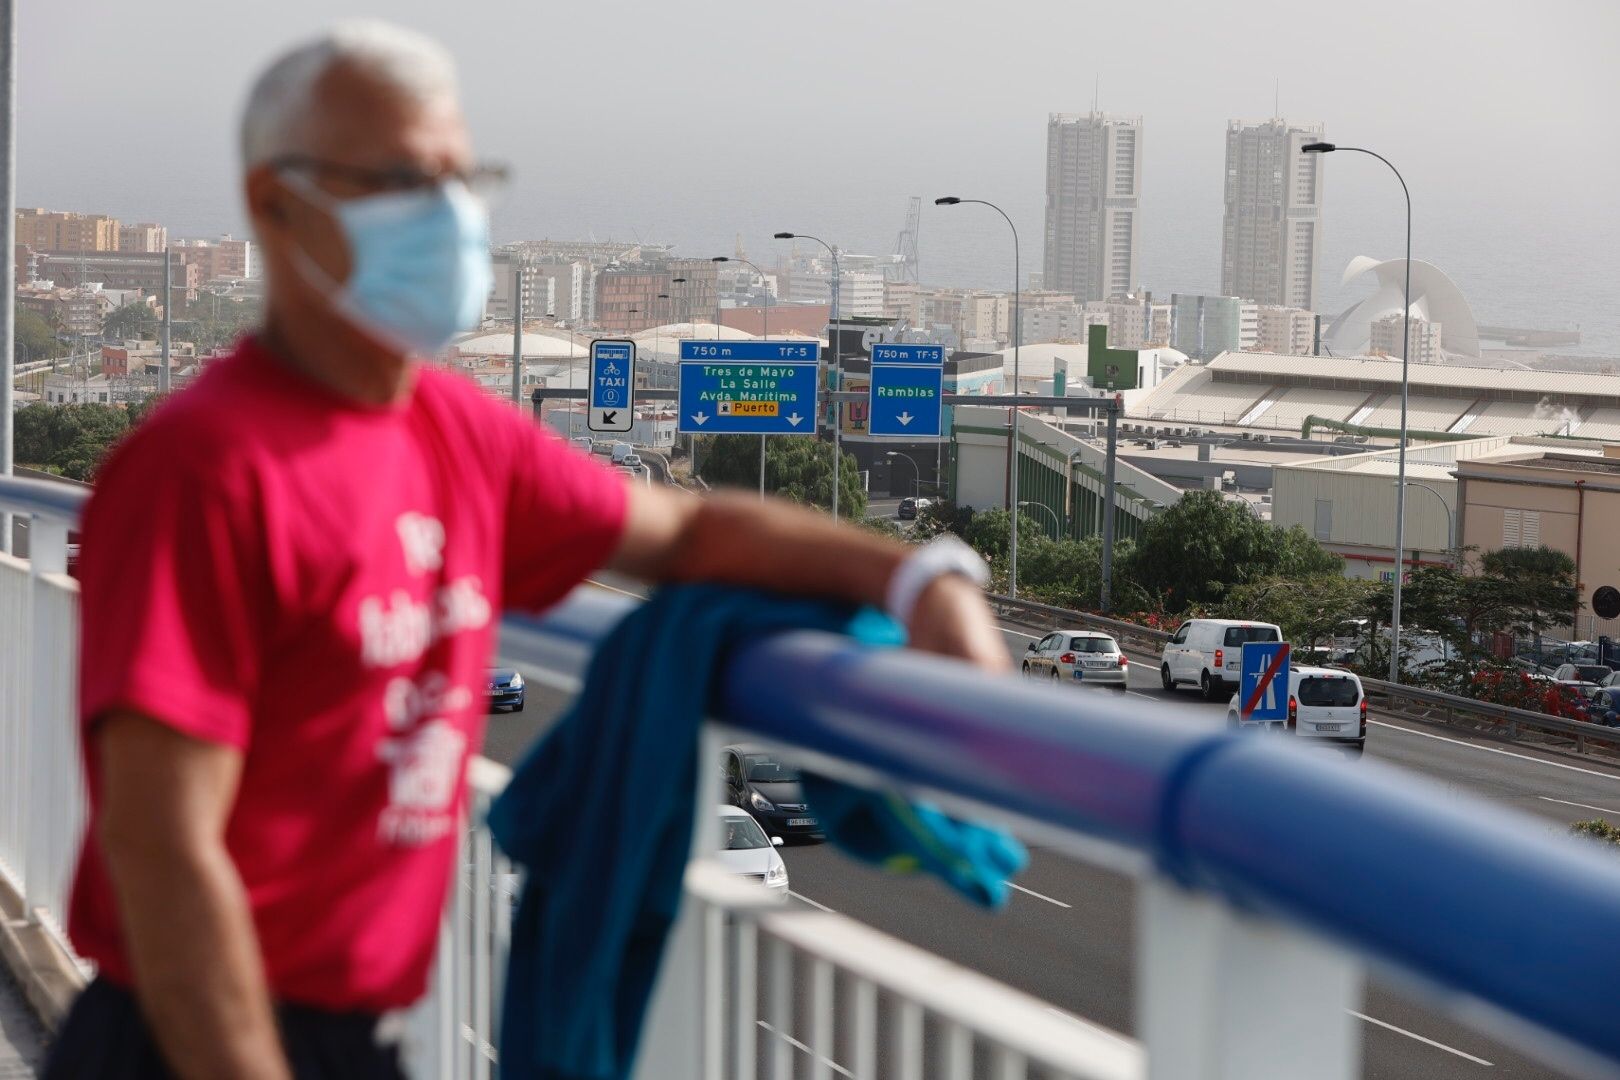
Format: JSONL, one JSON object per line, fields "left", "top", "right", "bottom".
{"left": 608, "top": 485, "right": 1007, "bottom": 671}
{"left": 95, "top": 713, "right": 292, "bottom": 1080}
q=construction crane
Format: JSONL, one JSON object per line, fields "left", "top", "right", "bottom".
{"left": 891, "top": 196, "right": 921, "bottom": 283}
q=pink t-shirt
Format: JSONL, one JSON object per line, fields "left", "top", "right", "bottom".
{"left": 67, "top": 337, "right": 628, "bottom": 1011}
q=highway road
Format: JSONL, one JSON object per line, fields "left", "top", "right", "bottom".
{"left": 490, "top": 588, "right": 1617, "bottom": 1078}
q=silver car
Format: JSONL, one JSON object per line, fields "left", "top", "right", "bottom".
{"left": 1023, "top": 630, "right": 1129, "bottom": 688}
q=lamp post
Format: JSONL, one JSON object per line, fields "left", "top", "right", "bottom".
{"left": 775, "top": 232, "right": 843, "bottom": 521}
{"left": 1305, "top": 141, "right": 1411, "bottom": 683}
{"left": 885, "top": 450, "right": 921, "bottom": 498}
{"left": 937, "top": 196, "right": 1022, "bottom": 596}
{"left": 1018, "top": 500, "right": 1060, "bottom": 537}
{"left": 714, "top": 256, "right": 773, "bottom": 500}
{"left": 1398, "top": 479, "right": 1455, "bottom": 564}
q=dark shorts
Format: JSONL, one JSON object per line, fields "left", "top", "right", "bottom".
{"left": 43, "top": 977, "right": 406, "bottom": 1080}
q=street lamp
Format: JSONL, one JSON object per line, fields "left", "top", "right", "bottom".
{"left": 711, "top": 256, "right": 771, "bottom": 340}
{"left": 1397, "top": 479, "right": 1456, "bottom": 564}
{"left": 1306, "top": 141, "right": 1413, "bottom": 683}
{"left": 775, "top": 231, "right": 844, "bottom": 521}
{"left": 1018, "top": 500, "right": 1060, "bottom": 537}
{"left": 885, "top": 450, "right": 921, "bottom": 498}
{"left": 936, "top": 196, "right": 1023, "bottom": 596}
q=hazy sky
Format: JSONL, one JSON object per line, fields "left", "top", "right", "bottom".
{"left": 19, "top": 0, "right": 1620, "bottom": 349}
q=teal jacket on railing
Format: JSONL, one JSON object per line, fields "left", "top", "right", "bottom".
{"left": 487, "top": 584, "right": 1027, "bottom": 1080}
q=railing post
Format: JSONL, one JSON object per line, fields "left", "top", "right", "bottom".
{"left": 631, "top": 726, "right": 726, "bottom": 1080}
{"left": 1138, "top": 877, "right": 1362, "bottom": 1080}
{"left": 23, "top": 516, "right": 68, "bottom": 916}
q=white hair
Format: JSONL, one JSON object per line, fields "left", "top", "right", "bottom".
{"left": 239, "top": 21, "right": 458, "bottom": 168}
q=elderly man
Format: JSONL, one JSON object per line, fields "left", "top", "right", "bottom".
{"left": 44, "top": 21, "right": 1003, "bottom": 1080}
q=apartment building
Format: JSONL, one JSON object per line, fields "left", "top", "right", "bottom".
{"left": 1220, "top": 118, "right": 1324, "bottom": 310}
{"left": 16, "top": 209, "right": 120, "bottom": 252}
{"left": 118, "top": 222, "right": 168, "bottom": 253}
{"left": 1170, "top": 293, "right": 1258, "bottom": 360}
{"left": 1043, "top": 112, "right": 1143, "bottom": 301}
{"left": 1256, "top": 305, "right": 1318, "bottom": 355}
{"left": 1370, "top": 313, "right": 1443, "bottom": 365}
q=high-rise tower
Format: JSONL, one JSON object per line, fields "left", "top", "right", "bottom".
{"left": 1220, "top": 118, "right": 1324, "bottom": 311}
{"left": 1042, "top": 112, "right": 1143, "bottom": 301}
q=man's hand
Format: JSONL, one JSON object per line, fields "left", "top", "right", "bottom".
{"left": 905, "top": 575, "right": 1010, "bottom": 673}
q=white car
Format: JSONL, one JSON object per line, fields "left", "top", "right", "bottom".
{"left": 1226, "top": 666, "right": 1367, "bottom": 755}
{"left": 1160, "top": 618, "right": 1284, "bottom": 702}
{"left": 716, "top": 805, "right": 789, "bottom": 900}
{"left": 1022, "top": 630, "right": 1128, "bottom": 688}
{"left": 1551, "top": 662, "right": 1613, "bottom": 685}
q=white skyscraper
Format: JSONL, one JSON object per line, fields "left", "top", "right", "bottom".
{"left": 1043, "top": 112, "right": 1143, "bottom": 302}
{"left": 1220, "top": 118, "right": 1324, "bottom": 311}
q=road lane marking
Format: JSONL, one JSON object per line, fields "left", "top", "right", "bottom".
{"left": 1368, "top": 721, "right": 1620, "bottom": 781}
{"left": 1539, "top": 796, "right": 1620, "bottom": 816}
{"left": 1001, "top": 628, "right": 1039, "bottom": 639}
{"left": 789, "top": 890, "right": 837, "bottom": 914}
{"left": 1349, "top": 1010, "right": 1494, "bottom": 1066}
{"left": 1006, "top": 881, "right": 1071, "bottom": 908}
{"left": 1128, "top": 690, "right": 1157, "bottom": 699}
{"left": 756, "top": 1021, "right": 857, "bottom": 1078}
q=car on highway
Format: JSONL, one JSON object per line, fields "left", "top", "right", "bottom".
{"left": 486, "top": 667, "right": 525, "bottom": 713}
{"left": 1160, "top": 619, "right": 1283, "bottom": 701}
{"left": 1226, "top": 665, "right": 1367, "bottom": 754}
{"left": 897, "top": 497, "right": 933, "bottom": 520}
{"left": 1550, "top": 663, "right": 1613, "bottom": 685}
{"left": 716, "top": 804, "right": 789, "bottom": 900}
{"left": 720, "top": 744, "right": 824, "bottom": 842}
{"left": 1022, "top": 630, "right": 1128, "bottom": 688}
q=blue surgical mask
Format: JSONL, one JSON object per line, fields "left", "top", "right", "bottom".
{"left": 288, "top": 177, "right": 493, "bottom": 356}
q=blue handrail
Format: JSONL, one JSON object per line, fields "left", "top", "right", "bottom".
{"left": 509, "top": 591, "right": 1620, "bottom": 1074}
{"left": 0, "top": 475, "right": 92, "bottom": 526}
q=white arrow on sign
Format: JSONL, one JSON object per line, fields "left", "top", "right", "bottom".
{"left": 691, "top": 412, "right": 709, "bottom": 426}
{"left": 786, "top": 413, "right": 803, "bottom": 427}
{"left": 896, "top": 412, "right": 913, "bottom": 426}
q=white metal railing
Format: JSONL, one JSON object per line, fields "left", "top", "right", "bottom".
{"left": 10, "top": 476, "right": 1620, "bottom": 1080}
{"left": 0, "top": 479, "right": 85, "bottom": 966}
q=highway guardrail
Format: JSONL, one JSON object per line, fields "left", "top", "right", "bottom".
{"left": 985, "top": 591, "right": 1620, "bottom": 760}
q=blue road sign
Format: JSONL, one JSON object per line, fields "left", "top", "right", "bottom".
{"left": 1239, "top": 641, "right": 1292, "bottom": 722}
{"left": 588, "top": 339, "right": 636, "bottom": 433}
{"left": 868, "top": 343, "right": 944, "bottom": 438}
{"left": 677, "top": 340, "right": 821, "bottom": 435}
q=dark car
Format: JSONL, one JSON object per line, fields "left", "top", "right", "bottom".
{"left": 897, "top": 497, "right": 919, "bottom": 520}
{"left": 486, "top": 667, "right": 526, "bottom": 713}
{"left": 719, "top": 744, "right": 823, "bottom": 842}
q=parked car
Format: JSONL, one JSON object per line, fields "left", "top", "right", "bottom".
{"left": 716, "top": 805, "right": 789, "bottom": 900}
{"left": 1543, "top": 682, "right": 1602, "bottom": 723}
{"left": 720, "top": 744, "right": 824, "bottom": 842}
{"left": 1022, "top": 630, "right": 1128, "bottom": 688}
{"left": 486, "top": 667, "right": 525, "bottom": 713}
{"left": 1550, "top": 663, "right": 1613, "bottom": 685}
{"left": 1160, "top": 619, "right": 1284, "bottom": 701}
{"left": 1225, "top": 665, "right": 1367, "bottom": 754}
{"left": 1585, "top": 688, "right": 1620, "bottom": 727}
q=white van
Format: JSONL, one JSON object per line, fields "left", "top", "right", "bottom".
{"left": 1226, "top": 666, "right": 1367, "bottom": 755}
{"left": 610, "top": 442, "right": 634, "bottom": 464}
{"left": 1159, "top": 619, "right": 1284, "bottom": 701}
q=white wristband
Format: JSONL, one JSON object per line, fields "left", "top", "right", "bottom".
{"left": 885, "top": 536, "right": 990, "bottom": 626}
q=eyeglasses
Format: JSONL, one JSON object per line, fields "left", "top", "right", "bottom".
{"left": 269, "top": 155, "right": 510, "bottom": 199}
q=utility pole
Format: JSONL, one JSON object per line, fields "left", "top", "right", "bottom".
{"left": 0, "top": 0, "right": 13, "bottom": 555}
{"left": 159, "top": 248, "right": 172, "bottom": 395}
{"left": 511, "top": 267, "right": 524, "bottom": 406}
{"left": 1100, "top": 397, "right": 1119, "bottom": 612}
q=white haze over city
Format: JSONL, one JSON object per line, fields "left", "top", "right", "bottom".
{"left": 18, "top": 0, "right": 1620, "bottom": 352}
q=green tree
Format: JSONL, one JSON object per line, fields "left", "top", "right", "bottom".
{"left": 1221, "top": 574, "right": 1379, "bottom": 651}
{"left": 696, "top": 435, "right": 866, "bottom": 518}
{"left": 103, "top": 302, "right": 159, "bottom": 341}
{"left": 1479, "top": 545, "right": 1579, "bottom": 639}
{"left": 1124, "top": 490, "right": 1342, "bottom": 609}
{"left": 12, "top": 402, "right": 130, "bottom": 479}
{"left": 13, "top": 403, "right": 54, "bottom": 464}
{"left": 14, "top": 306, "right": 65, "bottom": 362}
{"left": 172, "top": 294, "right": 262, "bottom": 353}
{"left": 125, "top": 392, "right": 172, "bottom": 428}
{"left": 912, "top": 498, "right": 975, "bottom": 542}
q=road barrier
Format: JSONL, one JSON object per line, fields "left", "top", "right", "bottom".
{"left": 987, "top": 590, "right": 1620, "bottom": 759}
{"left": 8, "top": 476, "right": 1620, "bottom": 1079}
